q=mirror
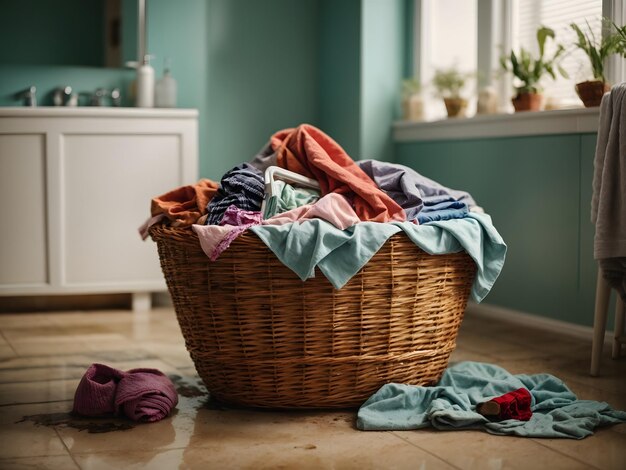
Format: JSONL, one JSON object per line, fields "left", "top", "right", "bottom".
{"left": 0, "top": 0, "right": 137, "bottom": 68}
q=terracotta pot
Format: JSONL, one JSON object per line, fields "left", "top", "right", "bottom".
{"left": 576, "top": 80, "right": 610, "bottom": 108}
{"left": 443, "top": 97, "right": 468, "bottom": 118}
{"left": 511, "top": 92, "right": 542, "bottom": 112}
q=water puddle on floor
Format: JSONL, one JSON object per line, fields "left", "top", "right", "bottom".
{"left": 16, "top": 375, "right": 206, "bottom": 433}
{"left": 17, "top": 412, "right": 136, "bottom": 433}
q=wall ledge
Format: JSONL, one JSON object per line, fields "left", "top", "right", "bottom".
{"left": 393, "top": 107, "right": 600, "bottom": 142}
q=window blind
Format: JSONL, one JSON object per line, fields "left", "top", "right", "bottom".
{"left": 514, "top": 0, "right": 602, "bottom": 105}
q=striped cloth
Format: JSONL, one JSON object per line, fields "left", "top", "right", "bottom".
{"left": 206, "top": 163, "right": 265, "bottom": 225}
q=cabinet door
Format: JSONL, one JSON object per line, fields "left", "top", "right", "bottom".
{"left": 61, "top": 134, "right": 181, "bottom": 287}
{"left": 0, "top": 134, "right": 48, "bottom": 287}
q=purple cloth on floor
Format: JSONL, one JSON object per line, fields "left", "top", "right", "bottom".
{"left": 115, "top": 368, "right": 179, "bottom": 423}
{"left": 73, "top": 364, "right": 178, "bottom": 422}
{"left": 72, "top": 363, "right": 125, "bottom": 417}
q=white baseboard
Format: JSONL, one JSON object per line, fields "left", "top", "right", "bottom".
{"left": 466, "top": 302, "right": 614, "bottom": 342}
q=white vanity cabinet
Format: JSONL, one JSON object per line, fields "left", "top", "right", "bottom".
{"left": 0, "top": 107, "right": 198, "bottom": 310}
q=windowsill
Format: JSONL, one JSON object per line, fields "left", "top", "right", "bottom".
{"left": 393, "top": 107, "right": 600, "bottom": 142}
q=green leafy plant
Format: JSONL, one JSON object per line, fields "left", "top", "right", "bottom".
{"left": 500, "top": 26, "right": 568, "bottom": 95}
{"left": 432, "top": 67, "right": 470, "bottom": 99}
{"left": 613, "top": 22, "right": 626, "bottom": 57}
{"left": 402, "top": 78, "right": 421, "bottom": 97}
{"left": 571, "top": 20, "right": 622, "bottom": 83}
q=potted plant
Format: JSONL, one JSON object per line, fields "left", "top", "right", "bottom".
{"left": 432, "top": 67, "right": 470, "bottom": 118}
{"left": 613, "top": 22, "right": 626, "bottom": 56}
{"left": 401, "top": 78, "right": 424, "bottom": 122}
{"left": 570, "top": 20, "right": 622, "bottom": 107}
{"left": 500, "top": 26, "right": 568, "bottom": 112}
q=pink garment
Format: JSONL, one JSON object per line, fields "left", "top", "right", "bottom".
{"left": 138, "top": 213, "right": 167, "bottom": 240}
{"left": 192, "top": 194, "right": 360, "bottom": 261}
{"left": 73, "top": 363, "right": 124, "bottom": 416}
{"left": 72, "top": 363, "right": 178, "bottom": 422}
{"left": 267, "top": 192, "right": 359, "bottom": 230}
{"left": 115, "top": 368, "right": 179, "bottom": 423}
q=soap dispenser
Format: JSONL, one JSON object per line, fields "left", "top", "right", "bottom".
{"left": 155, "top": 58, "right": 177, "bottom": 108}
{"left": 136, "top": 54, "right": 155, "bottom": 108}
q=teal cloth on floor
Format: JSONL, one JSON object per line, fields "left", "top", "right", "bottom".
{"left": 356, "top": 361, "right": 626, "bottom": 439}
{"left": 249, "top": 212, "right": 506, "bottom": 302}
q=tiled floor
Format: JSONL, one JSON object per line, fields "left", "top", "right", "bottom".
{"left": 0, "top": 306, "right": 624, "bottom": 469}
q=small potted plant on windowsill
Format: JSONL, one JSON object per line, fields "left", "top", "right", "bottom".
{"left": 401, "top": 78, "right": 424, "bottom": 122}
{"left": 570, "top": 20, "right": 622, "bottom": 107}
{"left": 432, "top": 67, "right": 471, "bottom": 118}
{"left": 500, "top": 26, "right": 568, "bottom": 112}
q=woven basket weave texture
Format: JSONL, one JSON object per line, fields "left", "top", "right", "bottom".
{"left": 151, "top": 225, "right": 476, "bottom": 408}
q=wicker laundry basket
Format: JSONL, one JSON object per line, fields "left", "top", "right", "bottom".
{"left": 150, "top": 225, "right": 476, "bottom": 408}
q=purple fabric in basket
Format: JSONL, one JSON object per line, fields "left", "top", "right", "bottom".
{"left": 73, "top": 363, "right": 178, "bottom": 422}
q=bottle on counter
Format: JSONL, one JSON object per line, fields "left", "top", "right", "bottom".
{"left": 155, "top": 58, "right": 177, "bottom": 108}
{"left": 136, "top": 54, "right": 155, "bottom": 108}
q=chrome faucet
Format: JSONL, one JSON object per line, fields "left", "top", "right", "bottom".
{"left": 52, "top": 86, "right": 74, "bottom": 106}
{"left": 89, "top": 88, "right": 122, "bottom": 106}
{"left": 13, "top": 86, "right": 37, "bottom": 106}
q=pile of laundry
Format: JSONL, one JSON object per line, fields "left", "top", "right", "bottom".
{"left": 140, "top": 123, "right": 507, "bottom": 302}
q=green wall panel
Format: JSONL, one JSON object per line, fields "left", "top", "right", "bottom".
{"left": 360, "top": 0, "right": 405, "bottom": 162}
{"left": 147, "top": 0, "right": 208, "bottom": 179}
{"left": 318, "top": 0, "right": 361, "bottom": 157}
{"left": 206, "top": 0, "right": 320, "bottom": 180}
{"left": 396, "top": 134, "right": 594, "bottom": 326}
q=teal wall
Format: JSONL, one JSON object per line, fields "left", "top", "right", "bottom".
{"left": 360, "top": 0, "right": 405, "bottom": 162}
{"left": 318, "top": 0, "right": 406, "bottom": 162}
{"left": 1, "top": 0, "right": 405, "bottom": 178}
{"left": 206, "top": 0, "right": 320, "bottom": 180}
{"left": 396, "top": 133, "right": 604, "bottom": 328}
{"left": 318, "top": 0, "right": 362, "bottom": 157}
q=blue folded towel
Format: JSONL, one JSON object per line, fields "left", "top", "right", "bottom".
{"left": 357, "top": 361, "right": 626, "bottom": 439}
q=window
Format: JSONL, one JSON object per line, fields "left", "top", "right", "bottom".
{"left": 413, "top": 0, "right": 625, "bottom": 119}
{"left": 514, "top": 0, "right": 602, "bottom": 107}
{"left": 418, "top": 0, "right": 478, "bottom": 120}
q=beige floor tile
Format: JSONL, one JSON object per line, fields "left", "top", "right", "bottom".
{"left": 0, "top": 357, "right": 181, "bottom": 384}
{"left": 0, "top": 313, "right": 55, "bottom": 328}
{"left": 72, "top": 433, "right": 455, "bottom": 470}
{"left": 533, "top": 429, "right": 626, "bottom": 470}
{"left": 0, "top": 401, "right": 71, "bottom": 459}
{"left": 448, "top": 346, "right": 497, "bottom": 364}
{"left": 0, "top": 455, "right": 80, "bottom": 470}
{"left": 496, "top": 356, "right": 626, "bottom": 396}
{"left": 0, "top": 344, "right": 17, "bottom": 360}
{"left": 0, "top": 378, "right": 79, "bottom": 405}
{"left": 138, "top": 342, "right": 194, "bottom": 368}
{"left": 393, "top": 429, "right": 591, "bottom": 470}
{"left": 7, "top": 333, "right": 131, "bottom": 357}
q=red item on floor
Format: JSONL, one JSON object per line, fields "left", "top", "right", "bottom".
{"left": 477, "top": 388, "right": 533, "bottom": 421}
{"left": 72, "top": 364, "right": 178, "bottom": 422}
{"left": 270, "top": 124, "right": 406, "bottom": 223}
